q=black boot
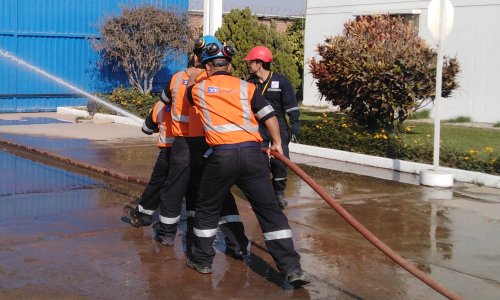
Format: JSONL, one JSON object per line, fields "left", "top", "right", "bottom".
{"left": 123, "top": 203, "right": 142, "bottom": 228}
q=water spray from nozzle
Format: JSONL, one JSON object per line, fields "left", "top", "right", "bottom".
{"left": 0, "top": 48, "right": 144, "bottom": 125}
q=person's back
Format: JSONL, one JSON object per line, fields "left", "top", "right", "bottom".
{"left": 192, "top": 74, "right": 262, "bottom": 146}
{"left": 169, "top": 70, "right": 207, "bottom": 138}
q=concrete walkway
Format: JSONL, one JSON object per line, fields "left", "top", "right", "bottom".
{"left": 1, "top": 112, "right": 500, "bottom": 299}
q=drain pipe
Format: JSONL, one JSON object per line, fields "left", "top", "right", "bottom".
{"left": 269, "top": 150, "right": 462, "bottom": 300}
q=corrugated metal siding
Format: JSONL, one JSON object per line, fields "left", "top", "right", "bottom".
{"left": 0, "top": 0, "right": 188, "bottom": 113}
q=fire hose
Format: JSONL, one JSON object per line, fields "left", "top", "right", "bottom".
{"left": 268, "top": 149, "right": 462, "bottom": 300}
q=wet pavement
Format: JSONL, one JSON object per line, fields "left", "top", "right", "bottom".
{"left": 1, "top": 112, "right": 500, "bottom": 299}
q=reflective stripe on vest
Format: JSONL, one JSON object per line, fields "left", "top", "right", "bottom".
{"left": 170, "top": 71, "right": 207, "bottom": 137}
{"left": 197, "top": 80, "right": 259, "bottom": 134}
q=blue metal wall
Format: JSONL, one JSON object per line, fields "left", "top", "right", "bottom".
{"left": 0, "top": 0, "right": 188, "bottom": 113}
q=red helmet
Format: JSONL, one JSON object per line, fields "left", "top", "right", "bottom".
{"left": 244, "top": 46, "right": 273, "bottom": 62}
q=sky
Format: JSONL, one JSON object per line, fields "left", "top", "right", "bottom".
{"left": 189, "top": 0, "right": 306, "bottom": 16}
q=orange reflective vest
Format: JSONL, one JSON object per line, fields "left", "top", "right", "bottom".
{"left": 191, "top": 75, "right": 262, "bottom": 146}
{"left": 152, "top": 101, "right": 175, "bottom": 148}
{"left": 170, "top": 70, "right": 207, "bottom": 137}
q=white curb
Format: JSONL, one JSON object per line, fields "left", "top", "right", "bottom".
{"left": 57, "top": 107, "right": 142, "bottom": 127}
{"left": 290, "top": 143, "right": 500, "bottom": 188}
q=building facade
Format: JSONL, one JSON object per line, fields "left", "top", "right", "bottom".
{"left": 304, "top": 0, "right": 500, "bottom": 123}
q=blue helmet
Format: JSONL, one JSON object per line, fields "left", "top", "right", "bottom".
{"left": 201, "top": 41, "right": 226, "bottom": 63}
{"left": 194, "top": 35, "right": 220, "bottom": 52}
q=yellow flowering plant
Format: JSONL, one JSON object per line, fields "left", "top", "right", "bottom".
{"left": 300, "top": 110, "right": 500, "bottom": 175}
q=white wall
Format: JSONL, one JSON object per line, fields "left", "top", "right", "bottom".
{"left": 303, "top": 0, "right": 500, "bottom": 123}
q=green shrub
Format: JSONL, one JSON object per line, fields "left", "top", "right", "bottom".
{"left": 409, "top": 109, "right": 430, "bottom": 119}
{"left": 106, "top": 87, "right": 157, "bottom": 118}
{"left": 215, "top": 8, "right": 301, "bottom": 93}
{"left": 309, "top": 15, "right": 460, "bottom": 131}
{"left": 300, "top": 112, "right": 500, "bottom": 175}
{"left": 445, "top": 116, "right": 471, "bottom": 123}
{"left": 494, "top": 122, "right": 500, "bottom": 128}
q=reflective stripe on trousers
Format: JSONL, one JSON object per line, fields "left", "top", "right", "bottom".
{"left": 159, "top": 215, "right": 180, "bottom": 225}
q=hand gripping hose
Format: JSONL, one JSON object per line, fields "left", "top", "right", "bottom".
{"left": 268, "top": 150, "right": 462, "bottom": 300}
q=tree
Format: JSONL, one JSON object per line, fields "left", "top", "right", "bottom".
{"left": 94, "top": 5, "right": 190, "bottom": 94}
{"left": 309, "top": 15, "right": 460, "bottom": 130}
{"left": 215, "top": 8, "right": 301, "bottom": 93}
{"left": 286, "top": 18, "right": 305, "bottom": 100}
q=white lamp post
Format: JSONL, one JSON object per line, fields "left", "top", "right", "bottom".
{"left": 420, "top": 0, "right": 454, "bottom": 187}
{"left": 203, "top": 0, "right": 223, "bottom": 35}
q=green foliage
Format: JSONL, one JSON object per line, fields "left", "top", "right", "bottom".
{"left": 215, "top": 8, "right": 301, "bottom": 92}
{"left": 309, "top": 15, "right": 460, "bottom": 131}
{"left": 287, "top": 19, "right": 305, "bottom": 71}
{"left": 494, "top": 122, "right": 500, "bottom": 128}
{"left": 106, "top": 87, "right": 157, "bottom": 118}
{"left": 286, "top": 19, "right": 305, "bottom": 100}
{"left": 94, "top": 5, "right": 190, "bottom": 94}
{"left": 445, "top": 116, "right": 471, "bottom": 123}
{"left": 299, "top": 111, "right": 499, "bottom": 175}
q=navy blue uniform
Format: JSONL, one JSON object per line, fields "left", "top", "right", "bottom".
{"left": 249, "top": 72, "right": 300, "bottom": 202}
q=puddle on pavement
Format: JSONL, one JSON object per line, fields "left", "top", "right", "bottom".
{"left": 0, "top": 117, "right": 72, "bottom": 126}
{"left": 0, "top": 149, "right": 136, "bottom": 221}
{"left": 0, "top": 132, "right": 92, "bottom": 153}
{"left": 0, "top": 133, "right": 159, "bottom": 179}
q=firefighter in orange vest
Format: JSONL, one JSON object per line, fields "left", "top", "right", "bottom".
{"left": 123, "top": 98, "right": 174, "bottom": 227}
{"left": 153, "top": 35, "right": 249, "bottom": 259}
{"left": 244, "top": 46, "right": 301, "bottom": 209}
{"left": 184, "top": 41, "right": 309, "bottom": 288}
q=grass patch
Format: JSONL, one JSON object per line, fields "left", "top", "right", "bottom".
{"left": 404, "top": 121, "right": 500, "bottom": 159}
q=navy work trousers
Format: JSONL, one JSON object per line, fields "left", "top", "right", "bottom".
{"left": 190, "top": 144, "right": 302, "bottom": 276}
{"left": 136, "top": 147, "right": 171, "bottom": 214}
{"left": 154, "top": 137, "right": 248, "bottom": 254}
{"left": 262, "top": 127, "right": 290, "bottom": 196}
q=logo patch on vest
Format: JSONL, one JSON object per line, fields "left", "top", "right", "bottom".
{"left": 207, "top": 86, "right": 219, "bottom": 93}
{"left": 164, "top": 105, "right": 171, "bottom": 112}
{"left": 271, "top": 81, "right": 279, "bottom": 89}
{"left": 182, "top": 79, "right": 188, "bottom": 85}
